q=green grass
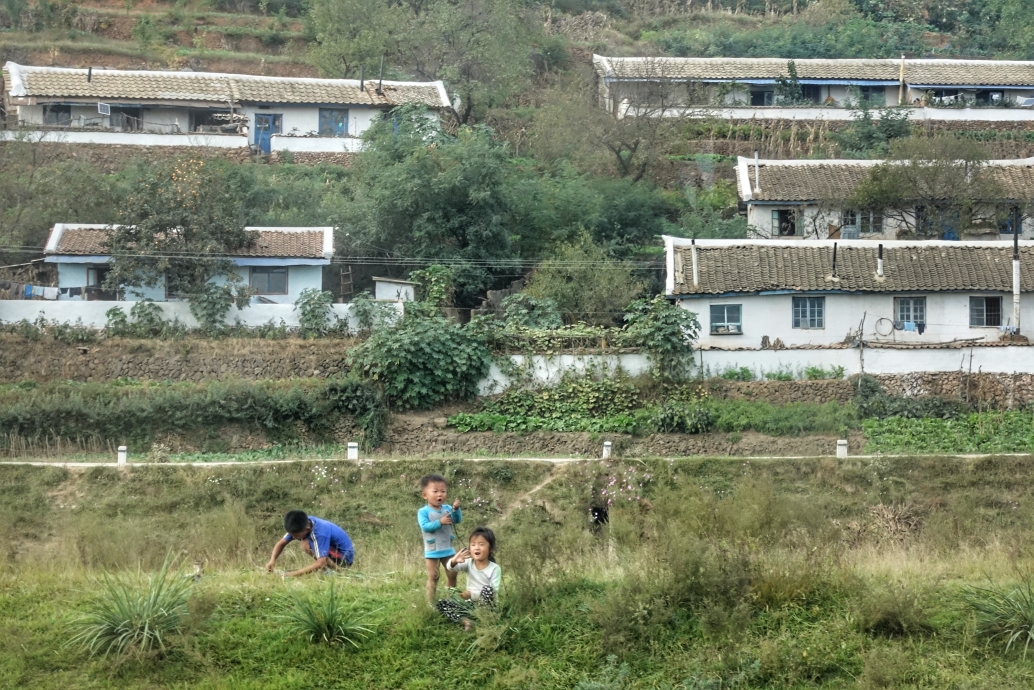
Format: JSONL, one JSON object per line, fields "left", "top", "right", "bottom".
{"left": 6, "top": 456, "right": 1034, "bottom": 686}
{"left": 865, "top": 411, "right": 1034, "bottom": 454}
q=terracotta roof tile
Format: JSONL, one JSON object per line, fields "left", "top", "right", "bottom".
{"left": 672, "top": 243, "right": 1034, "bottom": 295}
{"left": 594, "top": 56, "right": 1034, "bottom": 86}
{"left": 51, "top": 227, "right": 327, "bottom": 259}
{"left": 3, "top": 62, "right": 449, "bottom": 107}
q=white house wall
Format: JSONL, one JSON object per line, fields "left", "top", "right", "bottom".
{"left": 683, "top": 291, "right": 1029, "bottom": 349}
{"left": 240, "top": 105, "right": 384, "bottom": 146}
{"left": 746, "top": 204, "right": 1032, "bottom": 241}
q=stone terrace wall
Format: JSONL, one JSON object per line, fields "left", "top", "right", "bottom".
{"left": 874, "top": 372, "right": 1034, "bottom": 409}
{"left": 0, "top": 336, "right": 352, "bottom": 383}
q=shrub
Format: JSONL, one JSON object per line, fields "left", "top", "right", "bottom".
{"left": 966, "top": 573, "right": 1034, "bottom": 658}
{"left": 653, "top": 401, "right": 715, "bottom": 434}
{"left": 854, "top": 375, "right": 965, "bottom": 420}
{"left": 349, "top": 291, "right": 395, "bottom": 335}
{"left": 623, "top": 295, "right": 700, "bottom": 382}
{"left": 278, "top": 584, "right": 374, "bottom": 647}
{"left": 803, "top": 365, "right": 845, "bottom": 380}
{"left": 720, "top": 366, "right": 754, "bottom": 381}
{"left": 488, "top": 372, "right": 639, "bottom": 419}
{"left": 349, "top": 313, "right": 491, "bottom": 409}
{"left": 295, "top": 288, "right": 335, "bottom": 339}
{"left": 67, "top": 555, "right": 193, "bottom": 659}
{"left": 500, "top": 293, "right": 562, "bottom": 330}
{"left": 409, "top": 264, "right": 456, "bottom": 307}
{"left": 856, "top": 582, "right": 932, "bottom": 637}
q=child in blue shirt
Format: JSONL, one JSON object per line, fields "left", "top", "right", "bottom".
{"left": 418, "top": 473, "right": 462, "bottom": 603}
{"left": 266, "top": 510, "right": 354, "bottom": 577}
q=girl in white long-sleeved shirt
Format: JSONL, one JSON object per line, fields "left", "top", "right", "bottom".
{"left": 438, "top": 527, "right": 500, "bottom": 630}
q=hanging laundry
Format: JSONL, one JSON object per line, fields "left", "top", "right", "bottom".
{"left": 917, "top": 323, "right": 926, "bottom": 335}
{"left": 31, "top": 286, "right": 44, "bottom": 298}
{"left": 43, "top": 287, "right": 59, "bottom": 300}
{"left": 892, "top": 320, "right": 904, "bottom": 331}
{"left": 69, "top": 287, "right": 83, "bottom": 298}
{"left": 903, "top": 321, "right": 916, "bottom": 332}
{"left": 0, "top": 279, "right": 11, "bottom": 291}
{"left": 23, "top": 284, "right": 33, "bottom": 299}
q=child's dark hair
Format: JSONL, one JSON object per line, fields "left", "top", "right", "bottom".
{"left": 284, "top": 510, "right": 309, "bottom": 533}
{"left": 469, "top": 526, "right": 497, "bottom": 562}
{"left": 420, "top": 473, "right": 447, "bottom": 488}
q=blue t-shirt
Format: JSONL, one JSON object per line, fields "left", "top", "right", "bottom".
{"left": 418, "top": 504, "right": 462, "bottom": 558}
{"left": 284, "top": 515, "right": 354, "bottom": 564}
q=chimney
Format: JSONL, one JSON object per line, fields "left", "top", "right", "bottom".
{"left": 360, "top": 65, "right": 365, "bottom": 92}
{"left": 753, "top": 150, "right": 761, "bottom": 194}
{"left": 691, "top": 239, "right": 699, "bottom": 288}
{"left": 877, "top": 243, "right": 884, "bottom": 278}
{"left": 377, "top": 55, "right": 384, "bottom": 95}
{"left": 831, "top": 242, "right": 838, "bottom": 278}
{"left": 1014, "top": 229, "right": 1021, "bottom": 333}
{"left": 898, "top": 54, "right": 905, "bottom": 105}
{"left": 87, "top": 66, "right": 92, "bottom": 83}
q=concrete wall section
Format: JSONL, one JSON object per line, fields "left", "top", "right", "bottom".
{"left": 478, "top": 354, "right": 651, "bottom": 395}
{"left": 269, "top": 135, "right": 361, "bottom": 153}
{"left": 0, "top": 300, "right": 402, "bottom": 329}
{"left": 0, "top": 130, "right": 247, "bottom": 147}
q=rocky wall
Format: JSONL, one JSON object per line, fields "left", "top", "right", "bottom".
{"left": 873, "top": 372, "right": 1034, "bottom": 409}
{"left": 0, "top": 335, "right": 352, "bottom": 383}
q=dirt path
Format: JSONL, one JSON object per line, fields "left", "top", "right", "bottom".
{"left": 498, "top": 464, "right": 569, "bottom": 523}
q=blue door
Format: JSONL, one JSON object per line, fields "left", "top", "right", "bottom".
{"left": 254, "top": 113, "right": 282, "bottom": 154}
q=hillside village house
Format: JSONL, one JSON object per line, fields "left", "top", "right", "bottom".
{"left": 735, "top": 156, "right": 1034, "bottom": 241}
{"left": 1, "top": 62, "right": 450, "bottom": 153}
{"left": 593, "top": 56, "right": 1034, "bottom": 122}
{"left": 43, "top": 223, "right": 333, "bottom": 304}
{"left": 665, "top": 237, "right": 1034, "bottom": 352}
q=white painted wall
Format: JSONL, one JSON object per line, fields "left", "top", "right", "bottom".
{"left": 55, "top": 263, "right": 324, "bottom": 304}
{"left": 478, "top": 354, "right": 651, "bottom": 395}
{"left": 0, "top": 129, "right": 247, "bottom": 147}
{"left": 269, "top": 135, "right": 360, "bottom": 153}
{"left": 622, "top": 104, "right": 1034, "bottom": 121}
{"left": 746, "top": 203, "right": 1032, "bottom": 240}
{"left": 241, "top": 105, "right": 385, "bottom": 146}
{"left": 374, "top": 280, "right": 415, "bottom": 301}
{"left": 682, "top": 291, "right": 1030, "bottom": 349}
{"left": 0, "top": 300, "right": 402, "bottom": 329}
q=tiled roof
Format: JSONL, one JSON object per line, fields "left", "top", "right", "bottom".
{"left": 3, "top": 62, "right": 449, "bottom": 107}
{"left": 48, "top": 225, "right": 330, "bottom": 259}
{"left": 593, "top": 56, "right": 1034, "bottom": 86}
{"left": 671, "top": 241, "right": 1034, "bottom": 295}
{"left": 737, "top": 158, "right": 1034, "bottom": 202}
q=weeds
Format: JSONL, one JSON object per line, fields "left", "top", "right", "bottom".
{"left": 66, "top": 555, "right": 193, "bottom": 659}
{"left": 278, "top": 584, "right": 375, "bottom": 647}
{"left": 966, "top": 572, "right": 1034, "bottom": 658}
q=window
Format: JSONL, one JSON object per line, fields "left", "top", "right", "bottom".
{"left": 43, "top": 104, "right": 71, "bottom": 126}
{"left": 111, "top": 107, "right": 142, "bottom": 132}
{"left": 250, "top": 267, "right": 288, "bottom": 295}
{"left": 751, "top": 90, "right": 774, "bottom": 106}
{"left": 895, "top": 297, "right": 926, "bottom": 324}
{"left": 970, "top": 296, "right": 1002, "bottom": 327}
{"left": 792, "top": 296, "right": 824, "bottom": 329}
{"left": 860, "top": 210, "right": 883, "bottom": 234}
{"left": 318, "top": 108, "right": 349, "bottom": 137}
{"left": 772, "top": 209, "right": 796, "bottom": 236}
{"left": 842, "top": 210, "right": 857, "bottom": 227}
{"left": 802, "top": 84, "right": 823, "bottom": 104}
{"left": 86, "top": 266, "right": 117, "bottom": 301}
{"left": 1000, "top": 206, "right": 1023, "bottom": 235}
{"left": 858, "top": 86, "right": 883, "bottom": 103}
{"left": 976, "top": 90, "right": 1004, "bottom": 105}
{"left": 710, "top": 304, "right": 742, "bottom": 335}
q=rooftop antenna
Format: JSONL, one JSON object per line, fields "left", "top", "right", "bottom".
{"left": 377, "top": 55, "right": 384, "bottom": 95}
{"left": 359, "top": 65, "right": 365, "bottom": 92}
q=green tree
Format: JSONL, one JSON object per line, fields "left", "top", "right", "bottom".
{"left": 104, "top": 159, "right": 254, "bottom": 313}
{"left": 309, "top": 0, "right": 401, "bottom": 78}
{"left": 343, "top": 108, "right": 518, "bottom": 305}
{"left": 524, "top": 234, "right": 645, "bottom": 326}
{"left": 849, "top": 136, "right": 1004, "bottom": 238}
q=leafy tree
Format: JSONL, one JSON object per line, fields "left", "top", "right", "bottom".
{"left": 831, "top": 99, "right": 913, "bottom": 157}
{"left": 523, "top": 234, "right": 645, "bottom": 326}
{"left": 679, "top": 183, "right": 749, "bottom": 240}
{"left": 104, "top": 159, "right": 254, "bottom": 314}
{"left": 309, "top": 0, "right": 401, "bottom": 78}
{"left": 849, "top": 136, "right": 1005, "bottom": 238}
{"left": 500, "top": 293, "right": 563, "bottom": 329}
{"left": 623, "top": 295, "right": 700, "bottom": 382}
{"left": 343, "top": 109, "right": 518, "bottom": 305}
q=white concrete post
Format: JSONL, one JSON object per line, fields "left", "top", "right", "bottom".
{"left": 347, "top": 442, "right": 359, "bottom": 461}
{"left": 602, "top": 441, "right": 612, "bottom": 459}
{"left": 117, "top": 446, "right": 127, "bottom": 466}
{"left": 836, "top": 440, "right": 848, "bottom": 459}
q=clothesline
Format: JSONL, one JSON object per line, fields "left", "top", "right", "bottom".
{"left": 0, "top": 280, "right": 102, "bottom": 301}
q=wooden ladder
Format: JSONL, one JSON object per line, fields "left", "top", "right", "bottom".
{"left": 339, "top": 266, "right": 354, "bottom": 302}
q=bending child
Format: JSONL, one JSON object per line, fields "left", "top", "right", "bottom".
{"left": 438, "top": 527, "right": 501, "bottom": 631}
{"left": 266, "top": 510, "right": 354, "bottom": 577}
{"left": 418, "top": 473, "right": 462, "bottom": 603}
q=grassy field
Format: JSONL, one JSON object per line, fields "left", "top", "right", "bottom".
{"left": 4, "top": 455, "right": 1034, "bottom": 688}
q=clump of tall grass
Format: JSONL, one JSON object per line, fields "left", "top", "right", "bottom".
{"left": 66, "top": 555, "right": 193, "bottom": 659}
{"left": 278, "top": 584, "right": 374, "bottom": 647}
{"left": 966, "top": 573, "right": 1034, "bottom": 658}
